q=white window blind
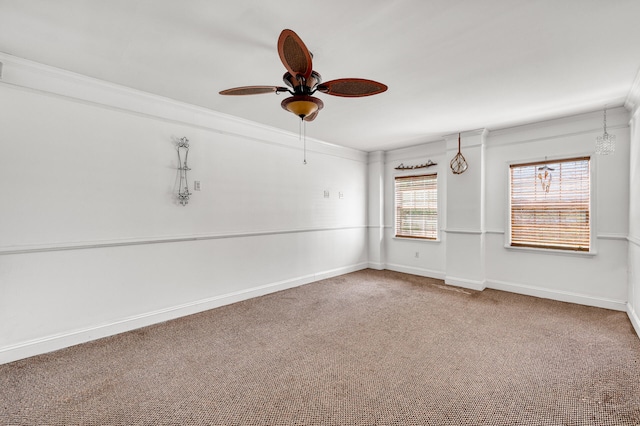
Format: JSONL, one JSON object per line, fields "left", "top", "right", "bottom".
{"left": 510, "top": 157, "right": 590, "bottom": 251}
{"left": 395, "top": 174, "right": 438, "bottom": 239}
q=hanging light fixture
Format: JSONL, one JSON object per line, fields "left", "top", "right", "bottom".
{"left": 280, "top": 96, "right": 324, "bottom": 165}
{"left": 450, "top": 133, "right": 468, "bottom": 174}
{"left": 595, "top": 107, "right": 615, "bottom": 155}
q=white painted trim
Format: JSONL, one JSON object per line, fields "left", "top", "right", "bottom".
{"left": 0, "top": 262, "right": 368, "bottom": 365}
{"left": 631, "top": 107, "right": 640, "bottom": 124}
{"left": 367, "top": 151, "right": 386, "bottom": 164}
{"left": 597, "top": 233, "right": 629, "bottom": 241}
{"left": 384, "top": 145, "right": 446, "bottom": 165}
{"left": 629, "top": 235, "right": 640, "bottom": 248}
{"left": 367, "top": 262, "right": 386, "bottom": 270}
{"left": 384, "top": 263, "right": 445, "bottom": 280}
{"left": 485, "top": 230, "right": 505, "bottom": 235}
{"left": 487, "top": 123, "right": 629, "bottom": 149}
{"left": 0, "top": 52, "right": 366, "bottom": 163}
{"left": 486, "top": 279, "right": 626, "bottom": 311}
{"left": 444, "top": 276, "right": 487, "bottom": 291}
{"left": 443, "top": 229, "right": 484, "bottom": 235}
{"left": 443, "top": 129, "right": 489, "bottom": 149}
{"left": 625, "top": 66, "right": 640, "bottom": 113}
{"left": 627, "top": 303, "right": 640, "bottom": 340}
{"left": 502, "top": 244, "right": 597, "bottom": 257}
{"left": 487, "top": 106, "right": 629, "bottom": 147}
{"left": 0, "top": 226, "right": 367, "bottom": 255}
{"left": 392, "top": 236, "right": 441, "bottom": 243}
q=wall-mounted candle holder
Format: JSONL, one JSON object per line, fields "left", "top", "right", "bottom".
{"left": 177, "top": 137, "right": 191, "bottom": 206}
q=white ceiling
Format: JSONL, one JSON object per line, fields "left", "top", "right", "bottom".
{"left": 1, "top": 0, "right": 639, "bottom": 152}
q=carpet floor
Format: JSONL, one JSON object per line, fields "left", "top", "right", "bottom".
{"left": 1, "top": 269, "right": 639, "bottom": 425}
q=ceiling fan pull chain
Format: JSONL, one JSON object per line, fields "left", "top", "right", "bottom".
{"left": 303, "top": 119, "right": 307, "bottom": 165}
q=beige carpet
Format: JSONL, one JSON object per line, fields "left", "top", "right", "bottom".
{"left": 1, "top": 269, "right": 639, "bottom": 425}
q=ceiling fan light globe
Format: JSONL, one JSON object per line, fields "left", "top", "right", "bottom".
{"left": 281, "top": 96, "right": 324, "bottom": 119}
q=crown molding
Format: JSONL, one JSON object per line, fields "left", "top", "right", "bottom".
{"left": 367, "top": 150, "right": 386, "bottom": 164}
{"left": 443, "top": 128, "right": 489, "bottom": 150}
{"left": 487, "top": 106, "right": 629, "bottom": 147}
{"left": 384, "top": 143, "right": 446, "bottom": 164}
{"left": 0, "top": 52, "right": 367, "bottom": 163}
{"left": 443, "top": 128, "right": 489, "bottom": 141}
{"left": 626, "top": 66, "right": 640, "bottom": 115}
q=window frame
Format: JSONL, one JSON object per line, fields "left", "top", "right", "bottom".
{"left": 506, "top": 155, "right": 596, "bottom": 255}
{"left": 394, "top": 173, "right": 439, "bottom": 241}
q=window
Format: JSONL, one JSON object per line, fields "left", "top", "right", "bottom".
{"left": 509, "top": 157, "right": 590, "bottom": 251}
{"left": 395, "top": 174, "right": 438, "bottom": 239}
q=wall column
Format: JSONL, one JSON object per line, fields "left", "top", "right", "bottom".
{"left": 368, "top": 151, "right": 385, "bottom": 269}
{"left": 444, "top": 129, "right": 488, "bottom": 290}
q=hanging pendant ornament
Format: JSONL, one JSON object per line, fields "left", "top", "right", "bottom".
{"left": 537, "top": 157, "right": 554, "bottom": 193}
{"left": 595, "top": 106, "right": 615, "bottom": 155}
{"left": 450, "top": 133, "right": 468, "bottom": 174}
{"left": 537, "top": 168, "right": 552, "bottom": 193}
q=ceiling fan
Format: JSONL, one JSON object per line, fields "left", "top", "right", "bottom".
{"left": 219, "top": 29, "right": 388, "bottom": 122}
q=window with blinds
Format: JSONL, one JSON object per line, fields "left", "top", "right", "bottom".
{"left": 395, "top": 174, "right": 438, "bottom": 239}
{"left": 510, "top": 157, "right": 590, "bottom": 251}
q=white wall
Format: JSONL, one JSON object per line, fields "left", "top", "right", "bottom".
{"left": 378, "top": 108, "right": 631, "bottom": 311}
{"left": 3, "top": 53, "right": 637, "bottom": 365}
{"left": 380, "top": 142, "right": 448, "bottom": 279}
{"left": 0, "top": 54, "right": 369, "bottom": 364}
{"left": 627, "top": 88, "right": 640, "bottom": 336}
{"left": 485, "top": 109, "right": 629, "bottom": 309}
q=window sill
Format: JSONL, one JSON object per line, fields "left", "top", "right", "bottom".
{"left": 504, "top": 244, "right": 596, "bottom": 257}
{"left": 394, "top": 236, "right": 441, "bottom": 243}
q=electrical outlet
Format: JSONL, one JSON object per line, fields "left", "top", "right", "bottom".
{"left": 415, "top": 252, "right": 419, "bottom": 258}
{"left": 339, "top": 192, "right": 344, "bottom": 199}
{"left": 324, "top": 190, "right": 330, "bottom": 198}
{"left": 194, "top": 180, "right": 201, "bottom": 191}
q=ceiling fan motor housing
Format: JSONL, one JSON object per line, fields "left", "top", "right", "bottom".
{"left": 283, "top": 71, "right": 322, "bottom": 95}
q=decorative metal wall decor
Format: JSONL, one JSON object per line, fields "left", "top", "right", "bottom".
{"left": 595, "top": 107, "right": 615, "bottom": 155}
{"left": 395, "top": 160, "right": 437, "bottom": 170}
{"left": 450, "top": 133, "right": 468, "bottom": 174}
{"left": 176, "top": 137, "right": 192, "bottom": 206}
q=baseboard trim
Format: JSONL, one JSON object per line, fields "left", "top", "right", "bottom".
{"left": 628, "top": 303, "right": 640, "bottom": 340}
{"left": 367, "top": 262, "right": 385, "bottom": 270}
{"left": 444, "top": 276, "right": 487, "bottom": 291}
{"left": 486, "top": 279, "right": 626, "bottom": 311}
{"left": 384, "top": 263, "right": 445, "bottom": 280}
{"left": 0, "top": 262, "right": 368, "bottom": 365}
{"left": 313, "top": 263, "right": 369, "bottom": 281}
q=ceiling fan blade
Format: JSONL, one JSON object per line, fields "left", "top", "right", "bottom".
{"left": 277, "top": 29, "right": 313, "bottom": 79}
{"left": 219, "top": 86, "right": 287, "bottom": 95}
{"left": 304, "top": 110, "right": 319, "bottom": 122}
{"left": 317, "top": 78, "right": 388, "bottom": 97}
